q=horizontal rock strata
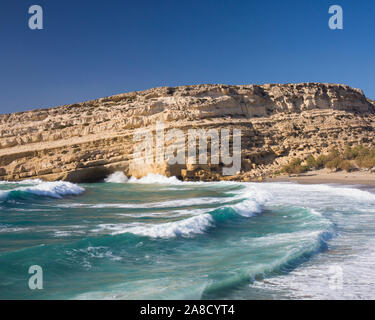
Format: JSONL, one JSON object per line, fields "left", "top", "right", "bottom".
{"left": 1, "top": 83, "right": 374, "bottom": 182}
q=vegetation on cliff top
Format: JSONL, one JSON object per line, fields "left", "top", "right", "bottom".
{"left": 282, "top": 146, "right": 375, "bottom": 174}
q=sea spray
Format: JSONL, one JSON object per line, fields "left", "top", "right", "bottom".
{"left": 128, "top": 173, "right": 182, "bottom": 184}
{"left": 104, "top": 172, "right": 128, "bottom": 183}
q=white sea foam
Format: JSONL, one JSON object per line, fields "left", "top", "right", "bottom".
{"left": 0, "top": 179, "right": 43, "bottom": 185}
{"left": 228, "top": 185, "right": 270, "bottom": 217}
{"left": 116, "top": 208, "right": 211, "bottom": 218}
{"left": 128, "top": 176, "right": 271, "bottom": 217}
{"left": 53, "top": 231, "right": 80, "bottom": 237}
{"left": 51, "top": 174, "right": 375, "bottom": 221}
{"left": 0, "top": 181, "right": 85, "bottom": 200}
{"left": 52, "top": 229, "right": 86, "bottom": 237}
{"left": 0, "top": 224, "right": 29, "bottom": 233}
{"left": 250, "top": 182, "right": 375, "bottom": 214}
{"left": 19, "top": 181, "right": 84, "bottom": 198}
{"left": 58, "top": 178, "right": 270, "bottom": 217}
{"left": 250, "top": 238, "right": 375, "bottom": 300}
{"left": 104, "top": 172, "right": 128, "bottom": 183}
{"left": 94, "top": 214, "right": 213, "bottom": 238}
{"left": 123, "top": 175, "right": 375, "bottom": 207}
{"left": 258, "top": 182, "right": 375, "bottom": 202}
{"left": 128, "top": 174, "right": 183, "bottom": 185}
{"left": 58, "top": 197, "right": 226, "bottom": 209}
{"left": 65, "top": 246, "right": 122, "bottom": 270}
{"left": 231, "top": 199, "right": 263, "bottom": 217}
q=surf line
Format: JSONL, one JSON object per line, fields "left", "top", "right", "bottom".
{"left": 140, "top": 304, "right": 174, "bottom": 318}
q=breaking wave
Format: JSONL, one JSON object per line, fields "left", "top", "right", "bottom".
{"left": 104, "top": 172, "right": 183, "bottom": 185}
{"left": 0, "top": 181, "right": 85, "bottom": 201}
{"left": 104, "top": 172, "right": 128, "bottom": 183}
{"left": 94, "top": 214, "right": 214, "bottom": 239}
{"left": 1, "top": 174, "right": 351, "bottom": 300}
{"left": 0, "top": 179, "right": 43, "bottom": 185}
{"left": 128, "top": 174, "right": 183, "bottom": 185}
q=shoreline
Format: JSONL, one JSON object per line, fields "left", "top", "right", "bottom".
{"left": 3, "top": 169, "right": 375, "bottom": 187}
{"left": 265, "top": 169, "right": 375, "bottom": 186}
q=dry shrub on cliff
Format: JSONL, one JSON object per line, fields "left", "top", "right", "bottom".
{"left": 325, "top": 158, "right": 355, "bottom": 172}
{"left": 357, "top": 157, "right": 375, "bottom": 168}
{"left": 339, "top": 160, "right": 356, "bottom": 172}
{"left": 283, "top": 145, "right": 375, "bottom": 174}
{"left": 343, "top": 146, "right": 375, "bottom": 168}
{"left": 281, "top": 158, "right": 309, "bottom": 174}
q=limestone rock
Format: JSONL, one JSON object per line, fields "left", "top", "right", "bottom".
{"left": 0, "top": 83, "right": 375, "bottom": 182}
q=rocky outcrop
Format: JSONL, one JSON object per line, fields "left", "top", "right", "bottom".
{"left": 1, "top": 83, "right": 375, "bottom": 182}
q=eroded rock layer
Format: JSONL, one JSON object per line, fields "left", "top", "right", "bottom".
{"left": 1, "top": 83, "right": 375, "bottom": 182}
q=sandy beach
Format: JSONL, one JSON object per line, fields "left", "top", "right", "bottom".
{"left": 267, "top": 169, "right": 375, "bottom": 185}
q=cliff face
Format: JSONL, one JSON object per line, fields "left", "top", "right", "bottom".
{"left": 1, "top": 83, "right": 375, "bottom": 182}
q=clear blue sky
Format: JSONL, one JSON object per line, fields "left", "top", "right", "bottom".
{"left": 1, "top": 0, "right": 374, "bottom": 113}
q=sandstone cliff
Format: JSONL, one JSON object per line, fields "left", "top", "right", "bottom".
{"left": 1, "top": 83, "right": 375, "bottom": 182}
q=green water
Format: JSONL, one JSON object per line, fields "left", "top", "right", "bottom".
{"left": 0, "top": 174, "right": 374, "bottom": 299}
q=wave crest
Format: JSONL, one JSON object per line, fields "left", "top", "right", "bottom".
{"left": 229, "top": 186, "right": 270, "bottom": 217}
{"left": 95, "top": 214, "right": 213, "bottom": 239}
{"left": 128, "top": 174, "right": 182, "bottom": 185}
{"left": 0, "top": 181, "right": 85, "bottom": 201}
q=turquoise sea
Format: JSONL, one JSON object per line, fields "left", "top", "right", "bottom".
{"left": 0, "top": 172, "right": 374, "bottom": 299}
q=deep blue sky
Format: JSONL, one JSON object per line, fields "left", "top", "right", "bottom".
{"left": 1, "top": 0, "right": 374, "bottom": 113}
